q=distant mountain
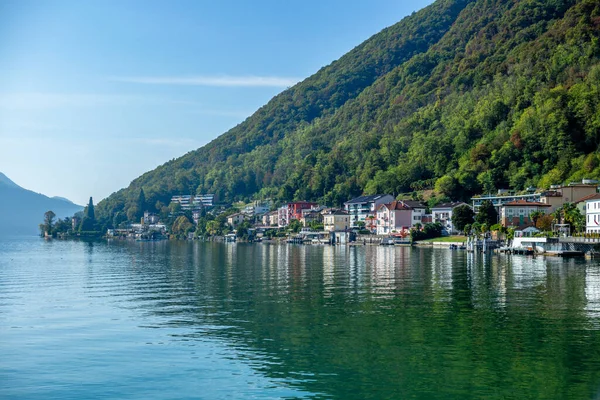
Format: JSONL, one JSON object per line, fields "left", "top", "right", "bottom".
{"left": 51, "top": 196, "right": 75, "bottom": 204}
{"left": 96, "top": 0, "right": 600, "bottom": 225}
{"left": 0, "top": 173, "right": 83, "bottom": 236}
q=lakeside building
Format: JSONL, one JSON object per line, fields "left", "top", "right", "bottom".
{"left": 375, "top": 201, "right": 412, "bottom": 235}
{"left": 499, "top": 200, "right": 551, "bottom": 229}
{"left": 472, "top": 181, "right": 598, "bottom": 214}
{"left": 277, "top": 201, "right": 319, "bottom": 227}
{"left": 171, "top": 194, "right": 215, "bottom": 210}
{"left": 301, "top": 210, "right": 323, "bottom": 227}
{"left": 143, "top": 211, "right": 159, "bottom": 225}
{"left": 400, "top": 200, "right": 427, "bottom": 227}
{"left": 227, "top": 213, "right": 245, "bottom": 228}
{"left": 242, "top": 200, "right": 272, "bottom": 217}
{"left": 344, "top": 194, "right": 395, "bottom": 228}
{"left": 262, "top": 211, "right": 278, "bottom": 226}
{"left": 472, "top": 193, "right": 542, "bottom": 213}
{"left": 576, "top": 193, "right": 600, "bottom": 215}
{"left": 585, "top": 197, "right": 600, "bottom": 233}
{"left": 323, "top": 210, "right": 350, "bottom": 232}
{"left": 431, "top": 202, "right": 469, "bottom": 234}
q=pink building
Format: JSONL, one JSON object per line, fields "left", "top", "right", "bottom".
{"left": 376, "top": 201, "right": 413, "bottom": 235}
{"left": 278, "top": 201, "right": 319, "bottom": 226}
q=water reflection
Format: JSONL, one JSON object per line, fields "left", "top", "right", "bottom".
{"left": 101, "top": 242, "right": 600, "bottom": 398}
{"left": 7, "top": 239, "right": 600, "bottom": 399}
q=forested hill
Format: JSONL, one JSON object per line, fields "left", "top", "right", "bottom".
{"left": 97, "top": 0, "right": 600, "bottom": 225}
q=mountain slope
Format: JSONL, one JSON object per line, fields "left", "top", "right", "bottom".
{"left": 0, "top": 173, "right": 83, "bottom": 235}
{"left": 97, "top": 0, "right": 600, "bottom": 227}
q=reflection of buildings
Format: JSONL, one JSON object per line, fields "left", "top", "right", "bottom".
{"left": 429, "top": 249, "right": 453, "bottom": 300}
{"left": 586, "top": 266, "right": 600, "bottom": 319}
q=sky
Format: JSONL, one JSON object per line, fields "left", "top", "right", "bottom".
{"left": 0, "top": 0, "right": 434, "bottom": 205}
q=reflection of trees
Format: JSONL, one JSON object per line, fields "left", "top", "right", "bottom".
{"left": 117, "top": 242, "right": 600, "bottom": 399}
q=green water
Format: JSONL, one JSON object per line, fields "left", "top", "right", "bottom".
{"left": 2, "top": 238, "right": 600, "bottom": 399}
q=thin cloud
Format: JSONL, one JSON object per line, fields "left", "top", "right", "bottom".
{"left": 110, "top": 75, "right": 301, "bottom": 88}
{"left": 0, "top": 92, "right": 205, "bottom": 110}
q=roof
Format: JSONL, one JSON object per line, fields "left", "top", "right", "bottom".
{"left": 540, "top": 190, "right": 562, "bottom": 197}
{"left": 344, "top": 194, "right": 393, "bottom": 204}
{"left": 325, "top": 210, "right": 349, "bottom": 216}
{"left": 502, "top": 200, "right": 551, "bottom": 207}
{"left": 302, "top": 210, "right": 321, "bottom": 217}
{"left": 399, "top": 200, "right": 426, "bottom": 209}
{"left": 577, "top": 193, "right": 600, "bottom": 203}
{"left": 378, "top": 201, "right": 411, "bottom": 211}
{"left": 432, "top": 202, "right": 468, "bottom": 210}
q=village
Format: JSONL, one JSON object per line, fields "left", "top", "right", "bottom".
{"left": 105, "top": 179, "right": 600, "bottom": 255}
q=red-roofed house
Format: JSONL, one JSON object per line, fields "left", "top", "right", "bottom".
{"left": 376, "top": 201, "right": 413, "bottom": 235}
{"left": 500, "top": 200, "right": 551, "bottom": 229}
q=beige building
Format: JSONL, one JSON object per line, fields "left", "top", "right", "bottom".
{"left": 227, "top": 213, "right": 245, "bottom": 228}
{"left": 262, "top": 211, "right": 278, "bottom": 226}
{"left": 323, "top": 210, "right": 350, "bottom": 232}
{"left": 540, "top": 183, "right": 598, "bottom": 212}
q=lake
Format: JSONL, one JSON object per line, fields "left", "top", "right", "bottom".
{"left": 2, "top": 237, "right": 600, "bottom": 399}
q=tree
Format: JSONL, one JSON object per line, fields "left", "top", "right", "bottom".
{"left": 530, "top": 211, "right": 543, "bottom": 227}
{"left": 236, "top": 221, "right": 252, "bottom": 239}
{"left": 79, "top": 197, "right": 97, "bottom": 232}
{"left": 205, "top": 220, "right": 221, "bottom": 236}
{"left": 112, "top": 211, "right": 127, "bottom": 228}
{"left": 137, "top": 188, "right": 146, "bottom": 219}
{"left": 536, "top": 214, "right": 553, "bottom": 231}
{"left": 554, "top": 203, "right": 585, "bottom": 233}
{"left": 171, "top": 215, "right": 193, "bottom": 238}
{"left": 476, "top": 200, "right": 498, "bottom": 226}
{"left": 39, "top": 210, "right": 56, "bottom": 236}
{"left": 451, "top": 205, "right": 474, "bottom": 233}
{"left": 288, "top": 219, "right": 302, "bottom": 233}
{"left": 85, "top": 197, "right": 95, "bottom": 220}
{"left": 434, "top": 175, "right": 457, "bottom": 198}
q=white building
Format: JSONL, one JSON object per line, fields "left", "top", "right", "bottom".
{"left": 400, "top": 200, "right": 427, "bottom": 227}
{"left": 143, "top": 211, "right": 160, "bottom": 225}
{"left": 171, "top": 194, "right": 214, "bottom": 210}
{"left": 586, "top": 199, "right": 600, "bottom": 233}
{"left": 278, "top": 206, "right": 289, "bottom": 227}
{"left": 344, "top": 194, "right": 395, "bottom": 228}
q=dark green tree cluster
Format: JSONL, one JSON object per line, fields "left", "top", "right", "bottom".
{"left": 475, "top": 200, "right": 498, "bottom": 226}
{"left": 79, "top": 197, "right": 98, "bottom": 233}
{"left": 39, "top": 211, "right": 76, "bottom": 237}
{"left": 94, "top": 0, "right": 600, "bottom": 228}
{"left": 39, "top": 210, "right": 56, "bottom": 236}
{"left": 451, "top": 205, "right": 475, "bottom": 232}
{"left": 410, "top": 222, "right": 444, "bottom": 241}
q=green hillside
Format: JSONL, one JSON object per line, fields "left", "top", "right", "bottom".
{"left": 96, "top": 0, "right": 600, "bottom": 227}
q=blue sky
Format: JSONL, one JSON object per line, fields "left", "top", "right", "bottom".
{"left": 0, "top": 0, "right": 434, "bottom": 205}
